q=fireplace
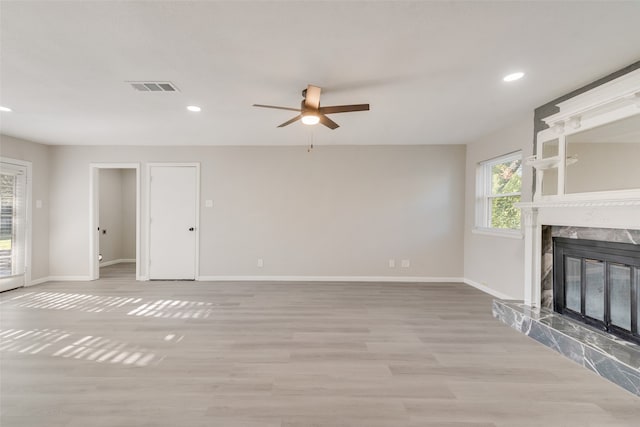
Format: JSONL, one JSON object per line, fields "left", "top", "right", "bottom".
{"left": 494, "top": 223, "right": 640, "bottom": 398}
{"left": 496, "top": 67, "right": 640, "bottom": 396}
{"left": 553, "top": 237, "right": 640, "bottom": 344}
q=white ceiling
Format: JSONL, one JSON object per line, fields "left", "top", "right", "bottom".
{"left": 1, "top": 1, "right": 639, "bottom": 147}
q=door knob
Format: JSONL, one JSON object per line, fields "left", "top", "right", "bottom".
{"left": 188, "top": 227, "right": 195, "bottom": 231}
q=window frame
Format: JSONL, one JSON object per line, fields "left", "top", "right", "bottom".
{"left": 474, "top": 151, "right": 523, "bottom": 238}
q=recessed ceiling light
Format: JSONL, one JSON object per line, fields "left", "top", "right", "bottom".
{"left": 187, "top": 105, "right": 201, "bottom": 112}
{"left": 503, "top": 72, "right": 525, "bottom": 82}
{"left": 0, "top": 106, "right": 12, "bottom": 112}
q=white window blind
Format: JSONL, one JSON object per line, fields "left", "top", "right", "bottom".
{"left": 0, "top": 161, "right": 28, "bottom": 291}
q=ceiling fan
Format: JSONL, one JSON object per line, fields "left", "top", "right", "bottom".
{"left": 253, "top": 84, "right": 370, "bottom": 130}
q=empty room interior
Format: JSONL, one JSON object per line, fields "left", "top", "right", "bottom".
{"left": 2, "top": 1, "right": 640, "bottom": 426}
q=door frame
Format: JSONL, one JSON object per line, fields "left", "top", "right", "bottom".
{"left": 89, "top": 163, "right": 141, "bottom": 281}
{"left": 146, "top": 162, "right": 200, "bottom": 280}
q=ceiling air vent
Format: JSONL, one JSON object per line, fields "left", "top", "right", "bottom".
{"left": 128, "top": 81, "right": 179, "bottom": 92}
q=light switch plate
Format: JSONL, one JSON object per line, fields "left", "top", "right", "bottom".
{"left": 205, "top": 200, "right": 213, "bottom": 208}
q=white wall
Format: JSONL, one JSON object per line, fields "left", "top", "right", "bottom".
{"left": 463, "top": 115, "right": 533, "bottom": 299}
{"left": 0, "top": 134, "right": 50, "bottom": 283}
{"left": 98, "top": 169, "right": 135, "bottom": 263}
{"left": 48, "top": 144, "right": 466, "bottom": 280}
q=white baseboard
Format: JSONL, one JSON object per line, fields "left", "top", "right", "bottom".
{"left": 26, "top": 276, "right": 50, "bottom": 287}
{"left": 197, "top": 275, "right": 466, "bottom": 283}
{"left": 463, "top": 278, "right": 516, "bottom": 300}
{"left": 100, "top": 259, "right": 136, "bottom": 267}
{"left": 25, "top": 275, "right": 93, "bottom": 285}
{"left": 196, "top": 276, "right": 516, "bottom": 301}
{"left": 47, "top": 276, "right": 92, "bottom": 282}
{"left": 21, "top": 273, "right": 516, "bottom": 302}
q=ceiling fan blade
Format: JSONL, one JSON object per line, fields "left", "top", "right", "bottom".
{"left": 319, "top": 114, "right": 339, "bottom": 130}
{"left": 318, "top": 104, "right": 370, "bottom": 114}
{"left": 304, "top": 85, "right": 322, "bottom": 110}
{"left": 253, "top": 104, "right": 301, "bottom": 112}
{"left": 277, "top": 115, "right": 302, "bottom": 128}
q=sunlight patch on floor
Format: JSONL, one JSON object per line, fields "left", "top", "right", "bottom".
{"left": 0, "top": 328, "right": 159, "bottom": 367}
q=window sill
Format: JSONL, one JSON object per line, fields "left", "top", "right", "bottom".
{"left": 472, "top": 227, "right": 523, "bottom": 239}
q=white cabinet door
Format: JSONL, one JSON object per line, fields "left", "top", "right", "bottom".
{"left": 148, "top": 166, "right": 198, "bottom": 280}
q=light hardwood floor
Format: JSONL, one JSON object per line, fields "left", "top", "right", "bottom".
{"left": 1, "top": 268, "right": 639, "bottom": 426}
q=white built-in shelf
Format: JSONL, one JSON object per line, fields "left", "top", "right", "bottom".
{"left": 525, "top": 155, "right": 578, "bottom": 171}
{"left": 526, "top": 155, "right": 560, "bottom": 170}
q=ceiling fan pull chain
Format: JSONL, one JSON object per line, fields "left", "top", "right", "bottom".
{"left": 308, "top": 130, "right": 314, "bottom": 152}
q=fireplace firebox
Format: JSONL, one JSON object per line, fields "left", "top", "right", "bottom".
{"left": 553, "top": 238, "right": 640, "bottom": 344}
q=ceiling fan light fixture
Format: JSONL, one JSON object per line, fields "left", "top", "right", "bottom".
{"left": 254, "top": 84, "right": 368, "bottom": 129}
{"left": 301, "top": 114, "right": 320, "bottom": 125}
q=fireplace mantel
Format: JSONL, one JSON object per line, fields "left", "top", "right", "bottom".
{"left": 518, "top": 197, "right": 640, "bottom": 209}
{"left": 518, "top": 202, "right": 640, "bottom": 308}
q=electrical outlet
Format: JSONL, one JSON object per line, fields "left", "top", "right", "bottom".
{"left": 401, "top": 259, "right": 410, "bottom": 268}
{"left": 388, "top": 259, "right": 395, "bottom": 268}
{"left": 257, "top": 258, "right": 264, "bottom": 268}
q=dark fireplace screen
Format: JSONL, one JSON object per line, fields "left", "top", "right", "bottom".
{"left": 554, "top": 237, "right": 640, "bottom": 344}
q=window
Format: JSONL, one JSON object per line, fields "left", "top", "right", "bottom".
{"left": 476, "top": 152, "right": 522, "bottom": 234}
{"left": 0, "top": 159, "right": 29, "bottom": 291}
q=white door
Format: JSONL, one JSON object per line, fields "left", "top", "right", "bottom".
{"left": 148, "top": 165, "right": 198, "bottom": 280}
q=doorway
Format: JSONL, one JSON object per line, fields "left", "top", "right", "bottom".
{"left": 89, "top": 163, "right": 140, "bottom": 281}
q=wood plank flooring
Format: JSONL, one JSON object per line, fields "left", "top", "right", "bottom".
{"left": 1, "top": 266, "right": 639, "bottom": 426}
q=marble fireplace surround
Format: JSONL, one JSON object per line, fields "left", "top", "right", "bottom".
{"left": 519, "top": 201, "right": 640, "bottom": 309}
{"left": 540, "top": 225, "right": 640, "bottom": 309}
{"left": 502, "top": 201, "right": 640, "bottom": 396}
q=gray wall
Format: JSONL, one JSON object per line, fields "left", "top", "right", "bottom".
{"left": 0, "top": 134, "right": 50, "bottom": 282}
{"left": 464, "top": 114, "right": 533, "bottom": 299}
{"left": 47, "top": 144, "right": 465, "bottom": 279}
